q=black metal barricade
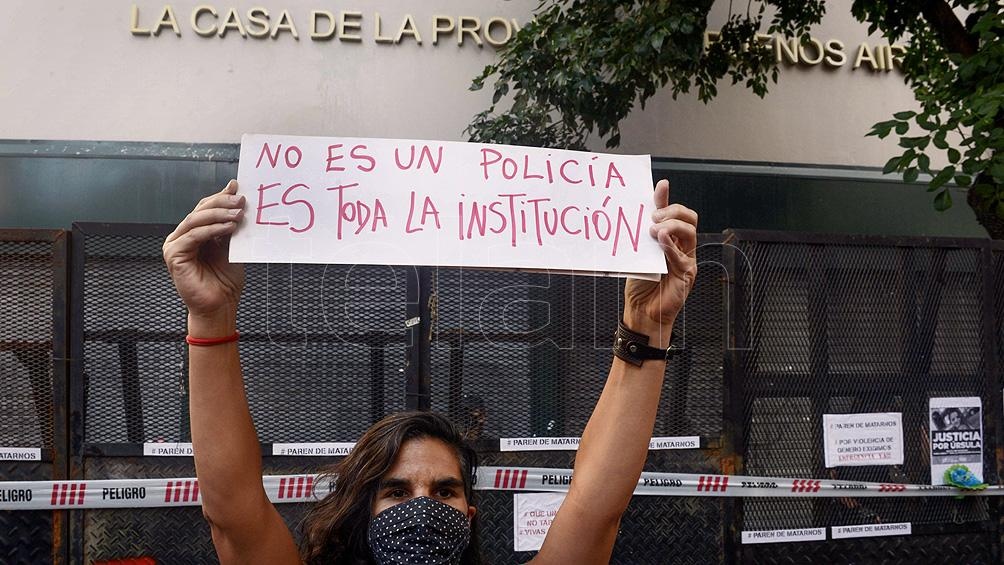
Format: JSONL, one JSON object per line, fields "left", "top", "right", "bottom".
{"left": 3, "top": 224, "right": 1004, "bottom": 564}
{"left": 69, "top": 222, "right": 415, "bottom": 563}
{"left": 724, "top": 231, "right": 1002, "bottom": 563}
{"left": 430, "top": 234, "right": 729, "bottom": 564}
{"left": 0, "top": 230, "right": 69, "bottom": 564}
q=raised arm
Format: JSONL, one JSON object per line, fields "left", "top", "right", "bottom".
{"left": 163, "top": 180, "right": 299, "bottom": 565}
{"left": 533, "top": 180, "right": 697, "bottom": 565}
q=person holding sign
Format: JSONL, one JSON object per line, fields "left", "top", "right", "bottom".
{"left": 163, "top": 178, "right": 697, "bottom": 564}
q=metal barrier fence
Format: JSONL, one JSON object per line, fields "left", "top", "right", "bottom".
{"left": 725, "top": 231, "right": 1001, "bottom": 563}
{"left": 0, "top": 224, "right": 1001, "bottom": 564}
{"left": 0, "top": 230, "right": 69, "bottom": 564}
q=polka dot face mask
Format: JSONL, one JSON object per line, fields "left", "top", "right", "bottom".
{"left": 367, "top": 496, "right": 472, "bottom": 565}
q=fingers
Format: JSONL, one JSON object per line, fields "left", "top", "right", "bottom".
{"left": 654, "top": 224, "right": 694, "bottom": 258}
{"left": 653, "top": 179, "right": 669, "bottom": 209}
{"left": 649, "top": 218, "right": 697, "bottom": 255}
{"left": 165, "top": 181, "right": 244, "bottom": 244}
{"left": 652, "top": 218, "right": 698, "bottom": 279}
{"left": 166, "top": 221, "right": 239, "bottom": 262}
{"left": 194, "top": 180, "right": 243, "bottom": 213}
{"left": 650, "top": 179, "right": 697, "bottom": 227}
{"left": 176, "top": 207, "right": 244, "bottom": 238}
{"left": 649, "top": 179, "right": 698, "bottom": 269}
{"left": 652, "top": 203, "right": 698, "bottom": 228}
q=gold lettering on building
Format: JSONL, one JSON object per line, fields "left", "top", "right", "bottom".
{"left": 127, "top": 5, "right": 903, "bottom": 69}
{"left": 310, "top": 10, "right": 336, "bottom": 40}
{"left": 131, "top": 5, "right": 181, "bottom": 36}
{"left": 705, "top": 30, "right": 904, "bottom": 72}
{"left": 339, "top": 11, "right": 363, "bottom": 42}
{"left": 129, "top": 4, "right": 523, "bottom": 48}
{"left": 246, "top": 8, "right": 270, "bottom": 39}
{"left": 432, "top": 15, "right": 455, "bottom": 45}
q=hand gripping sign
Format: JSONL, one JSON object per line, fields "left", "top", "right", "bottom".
{"left": 229, "top": 134, "right": 666, "bottom": 280}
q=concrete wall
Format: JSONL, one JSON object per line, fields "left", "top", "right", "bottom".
{"left": 2, "top": 1, "right": 917, "bottom": 167}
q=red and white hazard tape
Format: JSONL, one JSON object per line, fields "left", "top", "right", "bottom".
{"left": 481, "top": 467, "right": 1000, "bottom": 498}
{"left": 0, "top": 467, "right": 999, "bottom": 510}
{"left": 0, "top": 475, "right": 321, "bottom": 511}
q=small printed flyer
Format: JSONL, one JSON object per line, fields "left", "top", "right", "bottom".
{"left": 822, "top": 412, "right": 904, "bottom": 468}
{"left": 929, "top": 397, "right": 983, "bottom": 485}
{"left": 513, "top": 492, "right": 565, "bottom": 551}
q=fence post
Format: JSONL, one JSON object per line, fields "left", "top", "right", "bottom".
{"left": 982, "top": 243, "right": 1002, "bottom": 563}
{"left": 721, "top": 230, "right": 746, "bottom": 565}
{"left": 405, "top": 266, "right": 432, "bottom": 411}
{"left": 68, "top": 224, "right": 87, "bottom": 564}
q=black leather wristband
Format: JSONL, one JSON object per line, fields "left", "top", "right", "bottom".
{"left": 612, "top": 321, "right": 680, "bottom": 366}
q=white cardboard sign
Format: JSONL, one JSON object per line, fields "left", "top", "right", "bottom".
{"left": 513, "top": 492, "right": 565, "bottom": 551}
{"left": 822, "top": 413, "right": 904, "bottom": 467}
{"left": 230, "top": 134, "right": 665, "bottom": 280}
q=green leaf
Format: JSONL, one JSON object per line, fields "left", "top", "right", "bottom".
{"left": 954, "top": 174, "right": 972, "bottom": 187}
{"left": 974, "top": 183, "right": 994, "bottom": 198}
{"left": 962, "top": 159, "right": 980, "bottom": 175}
{"left": 933, "top": 131, "right": 949, "bottom": 150}
{"left": 882, "top": 156, "right": 902, "bottom": 175}
{"left": 899, "top": 136, "right": 929, "bottom": 149}
{"left": 930, "top": 166, "right": 956, "bottom": 190}
{"left": 917, "top": 115, "right": 938, "bottom": 131}
{"left": 992, "top": 163, "right": 1004, "bottom": 180}
{"left": 947, "top": 148, "right": 960, "bottom": 163}
{"left": 904, "top": 167, "right": 919, "bottom": 183}
{"left": 893, "top": 111, "right": 916, "bottom": 120}
{"left": 918, "top": 154, "right": 931, "bottom": 173}
{"left": 868, "top": 120, "right": 895, "bottom": 138}
{"left": 895, "top": 122, "right": 909, "bottom": 135}
{"left": 934, "top": 190, "right": 952, "bottom": 211}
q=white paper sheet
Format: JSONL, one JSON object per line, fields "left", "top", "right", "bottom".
{"left": 822, "top": 412, "right": 904, "bottom": 467}
{"left": 230, "top": 134, "right": 666, "bottom": 280}
{"left": 513, "top": 492, "right": 565, "bottom": 551}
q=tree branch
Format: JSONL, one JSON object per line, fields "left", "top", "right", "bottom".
{"left": 918, "top": 0, "right": 978, "bottom": 57}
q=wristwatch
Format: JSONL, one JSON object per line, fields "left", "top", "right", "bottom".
{"left": 613, "top": 321, "right": 681, "bottom": 366}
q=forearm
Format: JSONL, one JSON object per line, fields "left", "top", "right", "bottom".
{"left": 571, "top": 311, "right": 673, "bottom": 521}
{"left": 188, "top": 312, "right": 266, "bottom": 528}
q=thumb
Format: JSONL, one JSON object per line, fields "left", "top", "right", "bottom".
{"left": 653, "top": 179, "right": 670, "bottom": 209}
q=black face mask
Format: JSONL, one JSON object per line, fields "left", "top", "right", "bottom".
{"left": 367, "top": 496, "right": 471, "bottom": 565}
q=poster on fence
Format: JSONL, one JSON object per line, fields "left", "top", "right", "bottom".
{"left": 229, "top": 134, "right": 666, "bottom": 280}
{"left": 929, "top": 397, "right": 983, "bottom": 485}
{"left": 513, "top": 492, "right": 565, "bottom": 551}
{"left": 822, "top": 412, "right": 904, "bottom": 467}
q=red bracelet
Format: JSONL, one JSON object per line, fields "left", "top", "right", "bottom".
{"left": 185, "top": 331, "right": 239, "bottom": 346}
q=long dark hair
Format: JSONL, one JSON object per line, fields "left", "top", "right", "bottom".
{"left": 300, "top": 412, "right": 482, "bottom": 564}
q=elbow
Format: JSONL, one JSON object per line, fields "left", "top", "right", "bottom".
{"left": 595, "top": 503, "right": 630, "bottom": 527}
{"left": 566, "top": 485, "right": 630, "bottom": 527}
{"left": 200, "top": 492, "right": 267, "bottom": 535}
{"left": 202, "top": 504, "right": 230, "bottom": 535}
